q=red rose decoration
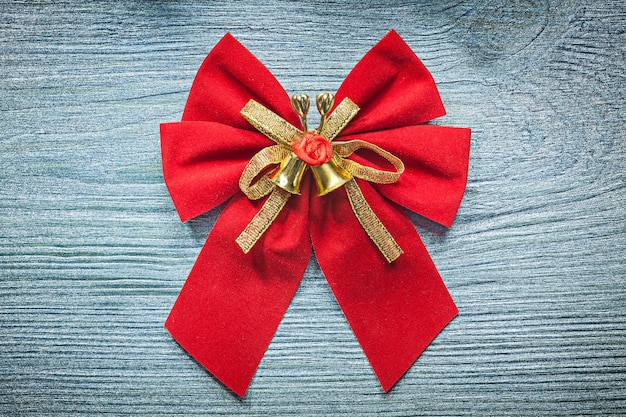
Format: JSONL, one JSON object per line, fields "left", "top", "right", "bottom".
{"left": 291, "top": 132, "right": 333, "bottom": 166}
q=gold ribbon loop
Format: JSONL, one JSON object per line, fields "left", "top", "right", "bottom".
{"left": 236, "top": 100, "right": 305, "bottom": 252}
{"left": 334, "top": 140, "right": 405, "bottom": 184}
{"left": 239, "top": 145, "right": 292, "bottom": 200}
{"left": 237, "top": 97, "right": 405, "bottom": 262}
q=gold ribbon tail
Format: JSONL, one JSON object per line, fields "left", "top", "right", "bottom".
{"left": 236, "top": 187, "right": 291, "bottom": 253}
{"left": 344, "top": 178, "right": 403, "bottom": 263}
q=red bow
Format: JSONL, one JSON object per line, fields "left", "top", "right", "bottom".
{"left": 161, "top": 30, "right": 471, "bottom": 396}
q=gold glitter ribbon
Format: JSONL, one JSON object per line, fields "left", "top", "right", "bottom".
{"left": 237, "top": 98, "right": 404, "bottom": 262}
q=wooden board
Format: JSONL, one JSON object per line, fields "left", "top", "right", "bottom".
{"left": 1, "top": 1, "right": 624, "bottom": 415}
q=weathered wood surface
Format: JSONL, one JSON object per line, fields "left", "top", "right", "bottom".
{"left": 1, "top": 1, "right": 624, "bottom": 415}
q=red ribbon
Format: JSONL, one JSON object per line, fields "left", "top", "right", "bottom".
{"left": 160, "top": 30, "right": 471, "bottom": 396}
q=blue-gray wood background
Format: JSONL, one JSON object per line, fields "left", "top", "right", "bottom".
{"left": 1, "top": 1, "right": 624, "bottom": 415}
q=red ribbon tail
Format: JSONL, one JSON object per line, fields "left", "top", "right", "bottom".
{"left": 165, "top": 192, "right": 310, "bottom": 396}
{"left": 310, "top": 180, "right": 458, "bottom": 392}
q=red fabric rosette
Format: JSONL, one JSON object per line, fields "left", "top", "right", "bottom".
{"left": 160, "top": 30, "right": 471, "bottom": 396}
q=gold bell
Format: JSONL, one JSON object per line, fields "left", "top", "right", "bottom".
{"left": 311, "top": 159, "right": 352, "bottom": 196}
{"left": 269, "top": 152, "right": 307, "bottom": 194}
{"left": 310, "top": 92, "right": 352, "bottom": 196}
{"left": 269, "top": 93, "right": 312, "bottom": 195}
{"left": 270, "top": 92, "right": 353, "bottom": 196}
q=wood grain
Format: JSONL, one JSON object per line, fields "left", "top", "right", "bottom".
{"left": 1, "top": 0, "right": 624, "bottom": 415}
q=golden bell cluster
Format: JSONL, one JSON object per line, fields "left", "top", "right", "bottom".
{"left": 238, "top": 97, "right": 405, "bottom": 261}
{"left": 269, "top": 93, "right": 352, "bottom": 196}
